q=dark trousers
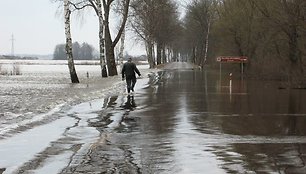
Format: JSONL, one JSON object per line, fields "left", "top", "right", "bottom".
{"left": 126, "top": 78, "right": 136, "bottom": 93}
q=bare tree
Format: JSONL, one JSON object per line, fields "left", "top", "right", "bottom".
{"left": 92, "top": 0, "right": 108, "bottom": 77}
{"left": 214, "top": 0, "right": 262, "bottom": 63}
{"left": 184, "top": 0, "right": 216, "bottom": 66}
{"left": 64, "top": 0, "right": 79, "bottom": 83}
{"left": 130, "top": 0, "right": 180, "bottom": 67}
{"left": 68, "top": 0, "right": 108, "bottom": 77}
{"left": 250, "top": 0, "right": 306, "bottom": 83}
{"left": 103, "top": 0, "right": 130, "bottom": 76}
{"left": 91, "top": 0, "right": 108, "bottom": 77}
{"left": 54, "top": 0, "right": 130, "bottom": 77}
{"left": 154, "top": 0, "right": 179, "bottom": 65}
{"left": 130, "top": 0, "right": 157, "bottom": 68}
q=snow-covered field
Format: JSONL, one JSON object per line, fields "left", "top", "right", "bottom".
{"left": 0, "top": 59, "right": 152, "bottom": 139}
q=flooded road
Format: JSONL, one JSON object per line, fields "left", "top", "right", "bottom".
{"left": 67, "top": 67, "right": 306, "bottom": 173}
{"left": 1, "top": 63, "right": 306, "bottom": 173}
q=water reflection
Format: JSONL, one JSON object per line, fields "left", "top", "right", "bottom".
{"left": 88, "top": 96, "right": 119, "bottom": 131}
{"left": 122, "top": 95, "right": 136, "bottom": 110}
{"left": 212, "top": 143, "right": 306, "bottom": 173}
{"left": 135, "top": 69, "right": 306, "bottom": 173}
{"left": 69, "top": 69, "right": 306, "bottom": 173}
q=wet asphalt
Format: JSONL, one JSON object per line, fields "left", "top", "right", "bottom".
{"left": 1, "top": 63, "right": 306, "bottom": 174}
{"left": 64, "top": 65, "right": 306, "bottom": 174}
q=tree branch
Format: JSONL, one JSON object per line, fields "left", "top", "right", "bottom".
{"left": 88, "top": 0, "right": 99, "bottom": 15}
{"left": 69, "top": 1, "right": 92, "bottom": 12}
{"left": 112, "top": 0, "right": 130, "bottom": 47}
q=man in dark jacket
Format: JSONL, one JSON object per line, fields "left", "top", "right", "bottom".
{"left": 122, "top": 58, "right": 141, "bottom": 93}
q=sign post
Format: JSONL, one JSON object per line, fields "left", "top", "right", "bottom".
{"left": 216, "top": 56, "right": 248, "bottom": 76}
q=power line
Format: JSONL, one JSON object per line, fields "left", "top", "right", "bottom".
{"left": 10, "top": 34, "right": 15, "bottom": 56}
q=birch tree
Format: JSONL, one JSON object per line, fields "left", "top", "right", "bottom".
{"left": 184, "top": 0, "right": 216, "bottom": 66}
{"left": 64, "top": 0, "right": 79, "bottom": 83}
{"left": 119, "top": 27, "right": 125, "bottom": 70}
{"left": 69, "top": 0, "right": 108, "bottom": 77}
{"left": 92, "top": 0, "right": 108, "bottom": 77}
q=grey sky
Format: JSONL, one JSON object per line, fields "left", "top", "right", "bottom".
{"left": 0, "top": 0, "right": 189, "bottom": 56}
{"left": 1, "top": 0, "right": 65, "bottom": 55}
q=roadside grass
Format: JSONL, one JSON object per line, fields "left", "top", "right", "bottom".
{"left": 0, "top": 63, "right": 22, "bottom": 75}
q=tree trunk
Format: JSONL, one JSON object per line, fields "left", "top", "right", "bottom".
{"left": 196, "top": 46, "right": 203, "bottom": 65}
{"left": 156, "top": 41, "right": 162, "bottom": 65}
{"left": 192, "top": 46, "right": 196, "bottom": 64}
{"left": 162, "top": 46, "right": 167, "bottom": 64}
{"left": 103, "top": 2, "right": 117, "bottom": 76}
{"left": 97, "top": 0, "right": 107, "bottom": 77}
{"left": 288, "top": 27, "right": 300, "bottom": 64}
{"left": 145, "top": 42, "right": 152, "bottom": 68}
{"left": 105, "top": 28, "right": 117, "bottom": 76}
{"left": 152, "top": 42, "right": 156, "bottom": 66}
{"left": 168, "top": 48, "right": 172, "bottom": 62}
{"left": 64, "top": 0, "right": 79, "bottom": 83}
{"left": 202, "top": 19, "right": 211, "bottom": 67}
{"left": 119, "top": 28, "right": 126, "bottom": 71}
{"left": 145, "top": 39, "right": 155, "bottom": 68}
{"left": 102, "top": 0, "right": 130, "bottom": 76}
{"left": 288, "top": 26, "right": 303, "bottom": 84}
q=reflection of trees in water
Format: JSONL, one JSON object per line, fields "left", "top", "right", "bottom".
{"left": 123, "top": 71, "right": 180, "bottom": 173}
{"left": 210, "top": 144, "right": 306, "bottom": 173}
{"left": 141, "top": 71, "right": 183, "bottom": 134}
{"left": 185, "top": 70, "right": 306, "bottom": 173}
{"left": 220, "top": 83, "right": 306, "bottom": 136}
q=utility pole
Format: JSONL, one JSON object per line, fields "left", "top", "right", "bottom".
{"left": 10, "top": 34, "right": 15, "bottom": 56}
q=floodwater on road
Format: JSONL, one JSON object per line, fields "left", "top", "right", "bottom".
{"left": 68, "top": 69, "right": 306, "bottom": 173}
{"left": 1, "top": 67, "right": 306, "bottom": 174}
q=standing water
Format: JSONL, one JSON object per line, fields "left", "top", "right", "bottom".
{"left": 1, "top": 67, "right": 306, "bottom": 173}
{"left": 63, "top": 68, "right": 306, "bottom": 173}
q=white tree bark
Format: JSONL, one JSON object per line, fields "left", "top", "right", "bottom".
{"left": 119, "top": 27, "right": 125, "bottom": 70}
{"left": 64, "top": 0, "right": 79, "bottom": 83}
{"left": 203, "top": 19, "right": 211, "bottom": 66}
{"left": 97, "top": 0, "right": 108, "bottom": 77}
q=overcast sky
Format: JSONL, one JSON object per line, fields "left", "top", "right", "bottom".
{"left": 0, "top": 0, "right": 189, "bottom": 56}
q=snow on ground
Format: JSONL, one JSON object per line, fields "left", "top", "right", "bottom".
{"left": 0, "top": 60, "right": 156, "bottom": 139}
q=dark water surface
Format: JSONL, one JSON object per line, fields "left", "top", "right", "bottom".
{"left": 89, "top": 69, "right": 306, "bottom": 174}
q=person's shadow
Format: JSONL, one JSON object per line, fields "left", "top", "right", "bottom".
{"left": 122, "top": 95, "right": 136, "bottom": 110}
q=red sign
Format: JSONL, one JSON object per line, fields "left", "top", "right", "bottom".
{"left": 216, "top": 56, "right": 248, "bottom": 63}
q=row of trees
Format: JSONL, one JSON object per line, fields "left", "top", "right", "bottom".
{"left": 53, "top": 42, "right": 95, "bottom": 60}
{"left": 182, "top": 0, "right": 306, "bottom": 83}
{"left": 56, "top": 0, "right": 306, "bottom": 84}
{"left": 131, "top": 0, "right": 306, "bottom": 83}
{"left": 54, "top": 0, "right": 130, "bottom": 83}
{"left": 129, "top": 0, "right": 182, "bottom": 68}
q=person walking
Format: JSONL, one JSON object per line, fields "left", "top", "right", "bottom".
{"left": 122, "top": 58, "right": 141, "bottom": 93}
